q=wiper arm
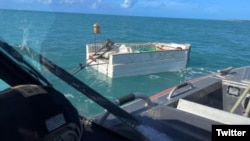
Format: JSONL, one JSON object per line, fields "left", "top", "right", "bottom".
{"left": 40, "top": 54, "right": 139, "bottom": 126}
{"left": 0, "top": 40, "right": 52, "bottom": 86}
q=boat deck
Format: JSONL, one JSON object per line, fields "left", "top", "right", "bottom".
{"left": 94, "top": 66, "right": 250, "bottom": 140}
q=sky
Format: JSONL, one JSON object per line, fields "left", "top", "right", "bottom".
{"left": 0, "top": 0, "right": 250, "bottom": 20}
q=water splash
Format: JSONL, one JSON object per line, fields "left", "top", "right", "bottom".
{"left": 17, "top": 25, "right": 30, "bottom": 51}
{"left": 15, "top": 26, "right": 43, "bottom": 70}
{"left": 16, "top": 26, "right": 30, "bottom": 53}
{"left": 175, "top": 67, "right": 214, "bottom": 83}
{"left": 148, "top": 75, "right": 160, "bottom": 79}
{"left": 21, "top": 27, "right": 29, "bottom": 48}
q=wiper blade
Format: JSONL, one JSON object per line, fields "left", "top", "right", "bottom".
{"left": 40, "top": 54, "right": 140, "bottom": 127}
{"left": 1, "top": 39, "right": 139, "bottom": 125}
{"left": 0, "top": 40, "right": 151, "bottom": 140}
{"left": 0, "top": 40, "right": 52, "bottom": 86}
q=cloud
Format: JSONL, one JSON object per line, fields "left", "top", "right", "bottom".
{"left": 90, "top": 0, "right": 103, "bottom": 9}
{"left": 135, "top": 0, "right": 187, "bottom": 9}
{"left": 120, "top": 0, "right": 135, "bottom": 9}
{"left": 59, "top": 0, "right": 83, "bottom": 4}
{"left": 37, "top": 0, "right": 53, "bottom": 4}
{"left": 3, "top": 0, "right": 85, "bottom": 5}
{"left": 117, "top": 0, "right": 197, "bottom": 12}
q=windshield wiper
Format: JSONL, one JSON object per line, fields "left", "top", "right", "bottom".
{"left": 1, "top": 40, "right": 139, "bottom": 126}
{"left": 0, "top": 40, "right": 52, "bottom": 86}
{"left": 0, "top": 40, "right": 149, "bottom": 140}
{"left": 40, "top": 53, "right": 140, "bottom": 126}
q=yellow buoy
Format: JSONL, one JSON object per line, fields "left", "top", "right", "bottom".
{"left": 93, "top": 23, "right": 100, "bottom": 34}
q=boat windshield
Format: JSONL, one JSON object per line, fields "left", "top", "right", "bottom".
{"left": 0, "top": 9, "right": 145, "bottom": 130}
{"left": 4, "top": 39, "right": 144, "bottom": 133}
{"left": 0, "top": 39, "right": 105, "bottom": 119}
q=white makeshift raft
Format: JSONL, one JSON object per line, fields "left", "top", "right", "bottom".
{"left": 86, "top": 39, "right": 191, "bottom": 78}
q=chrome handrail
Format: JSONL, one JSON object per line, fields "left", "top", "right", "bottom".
{"left": 167, "top": 82, "right": 194, "bottom": 100}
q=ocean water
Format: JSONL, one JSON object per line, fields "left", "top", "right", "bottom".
{"left": 1, "top": 9, "right": 250, "bottom": 116}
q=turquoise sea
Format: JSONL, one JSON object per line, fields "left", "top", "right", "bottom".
{"left": 1, "top": 9, "right": 250, "bottom": 116}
